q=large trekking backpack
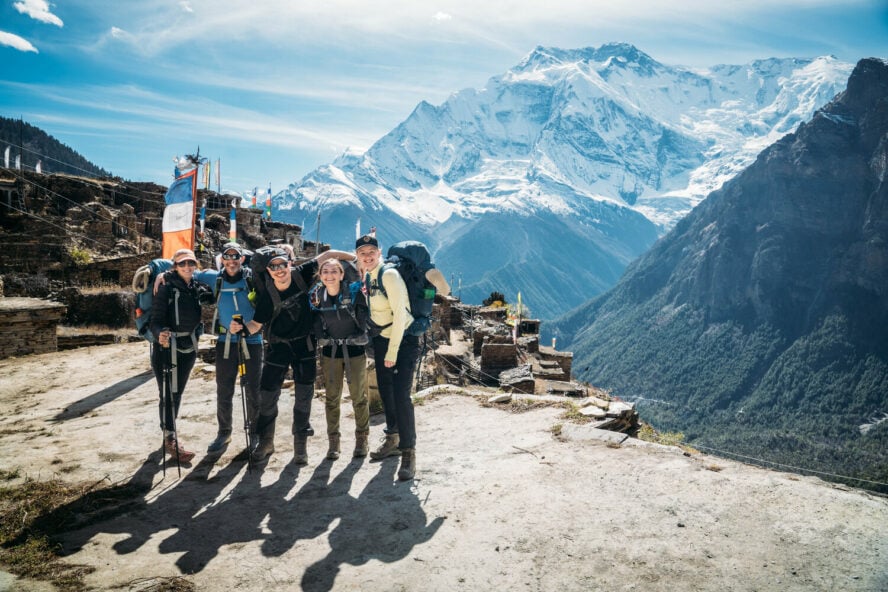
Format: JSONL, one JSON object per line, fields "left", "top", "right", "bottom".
{"left": 131, "top": 258, "right": 173, "bottom": 343}
{"left": 377, "top": 241, "right": 438, "bottom": 336}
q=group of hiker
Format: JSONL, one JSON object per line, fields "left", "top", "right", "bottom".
{"left": 146, "top": 234, "right": 449, "bottom": 482}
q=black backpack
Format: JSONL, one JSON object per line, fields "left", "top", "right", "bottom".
{"left": 377, "top": 241, "right": 438, "bottom": 336}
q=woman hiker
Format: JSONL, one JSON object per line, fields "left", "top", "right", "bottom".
{"left": 150, "top": 248, "right": 210, "bottom": 463}
{"left": 310, "top": 258, "right": 371, "bottom": 460}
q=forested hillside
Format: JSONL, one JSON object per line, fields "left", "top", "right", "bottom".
{"left": 0, "top": 116, "right": 109, "bottom": 178}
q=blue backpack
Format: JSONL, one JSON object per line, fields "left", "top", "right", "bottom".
{"left": 377, "top": 241, "right": 438, "bottom": 336}
{"left": 132, "top": 258, "right": 173, "bottom": 343}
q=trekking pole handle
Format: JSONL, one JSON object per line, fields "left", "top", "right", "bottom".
{"left": 159, "top": 327, "right": 172, "bottom": 348}
{"left": 232, "top": 315, "right": 247, "bottom": 376}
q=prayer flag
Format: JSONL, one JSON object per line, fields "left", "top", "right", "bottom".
{"left": 3, "top": 146, "right": 9, "bottom": 168}
{"left": 265, "top": 184, "right": 272, "bottom": 220}
{"left": 251, "top": 186, "right": 257, "bottom": 208}
{"left": 229, "top": 199, "right": 237, "bottom": 241}
{"left": 162, "top": 168, "right": 197, "bottom": 258}
{"left": 355, "top": 218, "right": 361, "bottom": 240}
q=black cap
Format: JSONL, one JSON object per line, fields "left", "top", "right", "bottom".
{"left": 356, "top": 234, "right": 379, "bottom": 250}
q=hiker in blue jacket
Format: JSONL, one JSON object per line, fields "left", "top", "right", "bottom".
{"left": 193, "top": 242, "right": 263, "bottom": 455}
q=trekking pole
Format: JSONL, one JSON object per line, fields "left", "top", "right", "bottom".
{"left": 158, "top": 344, "right": 167, "bottom": 478}
{"left": 163, "top": 337, "right": 182, "bottom": 478}
{"left": 413, "top": 333, "right": 428, "bottom": 393}
{"left": 233, "top": 315, "right": 253, "bottom": 473}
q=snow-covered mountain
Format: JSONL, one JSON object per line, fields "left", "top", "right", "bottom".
{"left": 275, "top": 43, "right": 853, "bottom": 317}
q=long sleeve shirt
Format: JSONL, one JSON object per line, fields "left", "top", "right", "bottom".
{"left": 366, "top": 262, "right": 413, "bottom": 363}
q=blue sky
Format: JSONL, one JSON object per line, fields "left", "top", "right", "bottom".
{"left": 1, "top": 0, "right": 887, "bottom": 196}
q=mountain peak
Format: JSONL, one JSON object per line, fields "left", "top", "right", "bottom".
{"left": 514, "top": 42, "right": 658, "bottom": 75}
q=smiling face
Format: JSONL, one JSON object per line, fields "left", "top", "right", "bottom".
{"left": 356, "top": 244, "right": 381, "bottom": 273}
{"left": 319, "top": 259, "right": 344, "bottom": 293}
{"left": 268, "top": 256, "right": 290, "bottom": 284}
{"left": 172, "top": 249, "right": 198, "bottom": 282}
{"left": 221, "top": 249, "right": 243, "bottom": 275}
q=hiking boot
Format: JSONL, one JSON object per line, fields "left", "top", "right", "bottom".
{"left": 251, "top": 438, "right": 274, "bottom": 464}
{"left": 165, "top": 437, "right": 196, "bottom": 463}
{"left": 294, "top": 434, "right": 309, "bottom": 466}
{"left": 326, "top": 433, "right": 341, "bottom": 460}
{"left": 369, "top": 433, "right": 401, "bottom": 460}
{"left": 207, "top": 433, "right": 232, "bottom": 454}
{"left": 354, "top": 431, "right": 369, "bottom": 458}
{"left": 398, "top": 448, "right": 416, "bottom": 481}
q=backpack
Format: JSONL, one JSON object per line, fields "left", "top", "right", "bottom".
{"left": 132, "top": 258, "right": 173, "bottom": 343}
{"left": 376, "top": 241, "right": 438, "bottom": 336}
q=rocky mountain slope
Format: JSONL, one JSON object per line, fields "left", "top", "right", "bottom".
{"left": 553, "top": 58, "right": 888, "bottom": 491}
{"left": 273, "top": 44, "right": 852, "bottom": 316}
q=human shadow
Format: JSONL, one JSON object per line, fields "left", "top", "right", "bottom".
{"left": 156, "top": 456, "right": 303, "bottom": 573}
{"left": 260, "top": 455, "right": 364, "bottom": 559}
{"left": 299, "top": 459, "right": 445, "bottom": 592}
{"left": 51, "top": 370, "right": 155, "bottom": 422}
{"left": 48, "top": 450, "right": 249, "bottom": 561}
{"left": 27, "top": 452, "right": 162, "bottom": 558}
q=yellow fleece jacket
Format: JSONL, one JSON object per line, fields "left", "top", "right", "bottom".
{"left": 366, "top": 262, "right": 413, "bottom": 363}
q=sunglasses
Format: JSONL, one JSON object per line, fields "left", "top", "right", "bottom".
{"left": 175, "top": 260, "right": 197, "bottom": 268}
{"left": 221, "top": 252, "right": 241, "bottom": 260}
{"left": 268, "top": 262, "right": 288, "bottom": 271}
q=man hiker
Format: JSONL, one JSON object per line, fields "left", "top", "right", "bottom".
{"left": 231, "top": 245, "right": 355, "bottom": 466}
{"left": 150, "top": 248, "right": 208, "bottom": 463}
{"left": 193, "top": 242, "right": 263, "bottom": 455}
{"left": 355, "top": 234, "right": 421, "bottom": 481}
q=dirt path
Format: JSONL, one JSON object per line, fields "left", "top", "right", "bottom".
{"left": 1, "top": 341, "right": 886, "bottom": 591}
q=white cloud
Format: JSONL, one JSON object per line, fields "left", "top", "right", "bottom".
{"left": 110, "top": 27, "right": 130, "bottom": 40}
{"left": 13, "top": 0, "right": 64, "bottom": 27}
{"left": 179, "top": 1, "right": 194, "bottom": 13}
{"left": 0, "top": 30, "right": 39, "bottom": 52}
{"left": 434, "top": 12, "right": 452, "bottom": 22}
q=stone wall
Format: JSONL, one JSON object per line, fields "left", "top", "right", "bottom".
{"left": 480, "top": 343, "right": 517, "bottom": 378}
{"left": 0, "top": 297, "right": 67, "bottom": 358}
{"left": 538, "top": 345, "right": 573, "bottom": 379}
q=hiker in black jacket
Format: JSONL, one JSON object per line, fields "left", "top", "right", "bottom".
{"left": 231, "top": 245, "right": 355, "bottom": 466}
{"left": 150, "top": 248, "right": 210, "bottom": 463}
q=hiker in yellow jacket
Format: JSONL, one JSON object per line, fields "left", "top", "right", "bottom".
{"left": 356, "top": 234, "right": 421, "bottom": 481}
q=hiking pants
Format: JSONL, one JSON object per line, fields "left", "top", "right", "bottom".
{"left": 256, "top": 337, "right": 317, "bottom": 437}
{"left": 372, "top": 334, "right": 421, "bottom": 450}
{"left": 321, "top": 352, "right": 370, "bottom": 436}
{"left": 214, "top": 340, "right": 263, "bottom": 436}
{"left": 151, "top": 344, "right": 197, "bottom": 432}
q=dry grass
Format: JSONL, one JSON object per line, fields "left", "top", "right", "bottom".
{"left": 0, "top": 476, "right": 147, "bottom": 591}
{"left": 57, "top": 325, "right": 136, "bottom": 339}
{"left": 637, "top": 423, "right": 686, "bottom": 447}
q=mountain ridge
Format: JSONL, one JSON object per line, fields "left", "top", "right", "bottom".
{"left": 273, "top": 43, "right": 853, "bottom": 317}
{"left": 553, "top": 57, "right": 888, "bottom": 491}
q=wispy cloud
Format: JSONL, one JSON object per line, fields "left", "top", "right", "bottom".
{"left": 0, "top": 30, "right": 38, "bottom": 52}
{"left": 179, "top": 1, "right": 193, "bottom": 14}
{"left": 13, "top": 0, "right": 64, "bottom": 27}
